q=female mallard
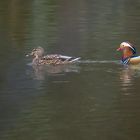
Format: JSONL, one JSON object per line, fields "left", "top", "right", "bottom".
{"left": 26, "top": 47, "right": 81, "bottom": 65}
{"left": 117, "top": 42, "right": 140, "bottom": 65}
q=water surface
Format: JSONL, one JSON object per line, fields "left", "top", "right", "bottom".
{"left": 0, "top": 0, "right": 140, "bottom": 140}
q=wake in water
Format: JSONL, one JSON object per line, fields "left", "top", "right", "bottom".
{"left": 78, "top": 60, "right": 120, "bottom": 64}
{"left": 26, "top": 59, "right": 121, "bottom": 80}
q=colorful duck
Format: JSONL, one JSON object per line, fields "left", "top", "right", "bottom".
{"left": 117, "top": 42, "right": 140, "bottom": 65}
{"left": 26, "top": 47, "right": 81, "bottom": 65}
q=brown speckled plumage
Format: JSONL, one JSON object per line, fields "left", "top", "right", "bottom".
{"left": 26, "top": 47, "right": 80, "bottom": 65}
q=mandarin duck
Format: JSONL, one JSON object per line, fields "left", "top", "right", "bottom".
{"left": 117, "top": 42, "right": 140, "bottom": 65}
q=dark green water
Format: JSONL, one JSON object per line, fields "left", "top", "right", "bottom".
{"left": 1, "top": 0, "right": 140, "bottom": 140}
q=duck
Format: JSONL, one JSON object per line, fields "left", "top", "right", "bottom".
{"left": 26, "top": 47, "right": 81, "bottom": 65}
{"left": 117, "top": 41, "right": 140, "bottom": 65}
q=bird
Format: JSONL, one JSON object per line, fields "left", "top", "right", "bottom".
{"left": 26, "top": 47, "right": 81, "bottom": 65}
{"left": 117, "top": 41, "right": 140, "bottom": 65}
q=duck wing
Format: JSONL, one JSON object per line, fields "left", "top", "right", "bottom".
{"left": 58, "top": 55, "right": 81, "bottom": 62}
{"left": 42, "top": 54, "right": 61, "bottom": 60}
{"left": 42, "top": 54, "right": 80, "bottom": 62}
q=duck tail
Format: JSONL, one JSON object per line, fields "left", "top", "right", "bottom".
{"left": 69, "top": 57, "right": 81, "bottom": 63}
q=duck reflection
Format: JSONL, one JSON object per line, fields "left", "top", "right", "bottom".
{"left": 120, "top": 64, "right": 140, "bottom": 92}
{"left": 27, "top": 64, "right": 80, "bottom": 80}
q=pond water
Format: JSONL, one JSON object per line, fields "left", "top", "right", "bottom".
{"left": 0, "top": 0, "right": 140, "bottom": 140}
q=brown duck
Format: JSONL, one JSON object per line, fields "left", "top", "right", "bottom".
{"left": 26, "top": 47, "right": 81, "bottom": 65}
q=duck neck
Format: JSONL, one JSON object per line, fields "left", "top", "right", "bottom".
{"left": 122, "top": 48, "right": 134, "bottom": 59}
{"left": 32, "top": 55, "right": 41, "bottom": 65}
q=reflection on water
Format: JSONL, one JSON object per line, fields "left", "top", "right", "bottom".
{"left": 120, "top": 64, "right": 140, "bottom": 93}
{"left": 120, "top": 66, "right": 134, "bottom": 92}
{"left": 27, "top": 64, "right": 80, "bottom": 80}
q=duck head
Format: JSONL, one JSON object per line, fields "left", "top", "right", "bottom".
{"left": 26, "top": 47, "right": 45, "bottom": 65}
{"left": 26, "top": 47, "right": 45, "bottom": 58}
{"left": 117, "top": 42, "right": 136, "bottom": 59}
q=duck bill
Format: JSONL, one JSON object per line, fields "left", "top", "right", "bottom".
{"left": 116, "top": 47, "right": 122, "bottom": 51}
{"left": 26, "top": 52, "right": 32, "bottom": 57}
{"left": 26, "top": 54, "right": 29, "bottom": 57}
{"left": 26, "top": 53, "right": 31, "bottom": 57}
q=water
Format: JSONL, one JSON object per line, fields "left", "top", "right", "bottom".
{"left": 0, "top": 0, "right": 140, "bottom": 140}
